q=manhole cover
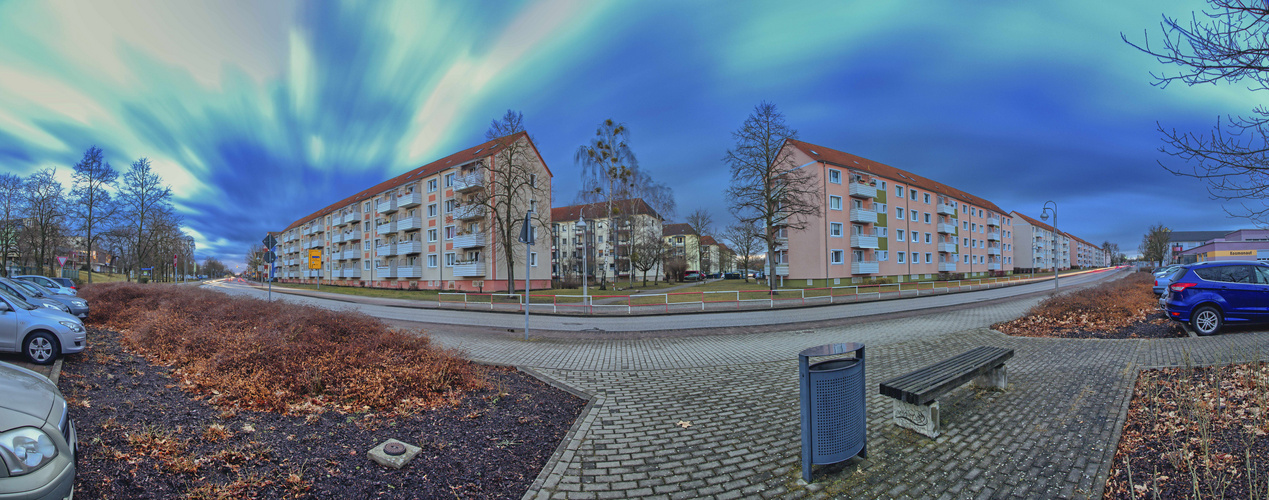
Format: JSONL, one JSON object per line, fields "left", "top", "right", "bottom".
{"left": 384, "top": 442, "right": 406, "bottom": 456}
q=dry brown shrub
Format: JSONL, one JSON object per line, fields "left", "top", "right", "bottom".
{"left": 80, "top": 283, "right": 485, "bottom": 414}
{"left": 996, "top": 273, "right": 1160, "bottom": 337}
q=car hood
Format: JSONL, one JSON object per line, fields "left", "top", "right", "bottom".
{"left": 0, "top": 363, "right": 58, "bottom": 423}
{"left": 28, "top": 305, "right": 79, "bottom": 323}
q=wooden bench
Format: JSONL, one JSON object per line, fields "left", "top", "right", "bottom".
{"left": 878, "top": 346, "right": 1014, "bottom": 438}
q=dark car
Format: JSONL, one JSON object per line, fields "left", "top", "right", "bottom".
{"left": 682, "top": 271, "right": 702, "bottom": 281}
{"left": 723, "top": 273, "right": 741, "bottom": 280}
{"left": 1162, "top": 261, "right": 1269, "bottom": 335}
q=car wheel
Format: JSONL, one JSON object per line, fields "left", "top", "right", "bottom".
{"left": 1191, "top": 306, "right": 1223, "bottom": 336}
{"left": 23, "top": 331, "right": 59, "bottom": 365}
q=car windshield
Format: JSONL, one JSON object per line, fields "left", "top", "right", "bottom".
{"left": 0, "top": 285, "right": 37, "bottom": 310}
{"left": 0, "top": 280, "right": 31, "bottom": 300}
{"left": 12, "top": 279, "right": 48, "bottom": 297}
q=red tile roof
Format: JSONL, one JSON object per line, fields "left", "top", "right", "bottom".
{"left": 700, "top": 235, "right": 719, "bottom": 246}
{"left": 281, "top": 132, "right": 536, "bottom": 232}
{"left": 1010, "top": 211, "right": 1057, "bottom": 234}
{"left": 786, "top": 139, "right": 1009, "bottom": 215}
{"left": 550, "top": 198, "right": 662, "bottom": 223}
{"left": 662, "top": 223, "right": 697, "bottom": 237}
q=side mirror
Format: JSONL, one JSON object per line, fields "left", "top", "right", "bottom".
{"left": 0, "top": 302, "right": 10, "bottom": 313}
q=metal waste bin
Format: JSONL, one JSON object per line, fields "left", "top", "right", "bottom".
{"left": 799, "top": 343, "right": 866, "bottom": 482}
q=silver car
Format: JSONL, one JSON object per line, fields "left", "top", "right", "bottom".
{"left": 0, "top": 280, "right": 69, "bottom": 317}
{"left": 0, "top": 288, "right": 85, "bottom": 365}
{"left": 5, "top": 282, "right": 86, "bottom": 320}
{"left": 10, "top": 277, "right": 74, "bottom": 297}
{"left": 0, "top": 361, "right": 76, "bottom": 499}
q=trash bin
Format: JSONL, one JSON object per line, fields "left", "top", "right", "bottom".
{"left": 799, "top": 343, "right": 866, "bottom": 482}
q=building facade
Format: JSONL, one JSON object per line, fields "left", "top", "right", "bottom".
{"left": 550, "top": 199, "right": 663, "bottom": 283}
{"left": 1167, "top": 230, "right": 1233, "bottom": 264}
{"left": 662, "top": 223, "right": 702, "bottom": 274}
{"left": 1183, "top": 229, "right": 1269, "bottom": 263}
{"left": 1010, "top": 211, "right": 1069, "bottom": 272}
{"left": 276, "top": 132, "right": 552, "bottom": 292}
{"left": 775, "top": 140, "right": 1015, "bottom": 283}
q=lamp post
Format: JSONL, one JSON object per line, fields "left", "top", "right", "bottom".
{"left": 576, "top": 216, "right": 588, "bottom": 304}
{"left": 1040, "top": 201, "right": 1058, "bottom": 291}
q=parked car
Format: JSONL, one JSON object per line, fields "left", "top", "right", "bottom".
{"left": 12, "top": 276, "right": 75, "bottom": 297}
{"left": 0, "top": 286, "right": 86, "bottom": 364}
{"left": 0, "top": 361, "right": 77, "bottom": 499}
{"left": 1153, "top": 264, "right": 1189, "bottom": 295}
{"left": 1162, "top": 260, "right": 1269, "bottom": 335}
{"left": 8, "top": 280, "right": 88, "bottom": 319}
{"left": 682, "top": 271, "right": 702, "bottom": 281}
{"left": 723, "top": 272, "right": 741, "bottom": 280}
{"left": 0, "top": 278, "right": 71, "bottom": 316}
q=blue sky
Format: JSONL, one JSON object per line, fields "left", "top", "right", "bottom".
{"left": 0, "top": 0, "right": 1255, "bottom": 266}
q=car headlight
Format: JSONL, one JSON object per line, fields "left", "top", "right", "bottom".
{"left": 0, "top": 427, "right": 58, "bottom": 475}
{"left": 42, "top": 303, "right": 61, "bottom": 310}
{"left": 58, "top": 320, "right": 84, "bottom": 333}
{"left": 71, "top": 300, "right": 86, "bottom": 307}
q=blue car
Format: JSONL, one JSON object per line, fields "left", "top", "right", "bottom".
{"left": 1162, "top": 261, "right": 1269, "bottom": 335}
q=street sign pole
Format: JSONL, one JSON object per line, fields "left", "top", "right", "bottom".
{"left": 519, "top": 210, "right": 535, "bottom": 341}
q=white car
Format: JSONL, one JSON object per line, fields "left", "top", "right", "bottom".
{"left": 0, "top": 287, "right": 85, "bottom": 365}
{"left": 12, "top": 276, "right": 76, "bottom": 297}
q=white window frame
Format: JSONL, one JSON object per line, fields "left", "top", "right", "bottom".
{"left": 830, "top": 250, "right": 844, "bottom": 265}
{"left": 531, "top": 252, "right": 538, "bottom": 267}
{"left": 427, "top": 254, "right": 438, "bottom": 268}
{"left": 925, "top": 252, "right": 933, "bottom": 263}
{"left": 829, "top": 196, "right": 843, "bottom": 211}
{"left": 428, "top": 204, "right": 437, "bottom": 217}
{"left": 897, "top": 252, "right": 906, "bottom": 264}
{"left": 428, "top": 229, "right": 438, "bottom": 242}
{"left": 428, "top": 179, "right": 438, "bottom": 192}
{"left": 897, "top": 231, "right": 905, "bottom": 242}
{"left": 830, "top": 222, "right": 843, "bottom": 237}
{"left": 829, "top": 169, "right": 842, "bottom": 184}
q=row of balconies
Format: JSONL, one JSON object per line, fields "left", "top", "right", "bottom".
{"left": 848, "top": 182, "right": 876, "bottom": 199}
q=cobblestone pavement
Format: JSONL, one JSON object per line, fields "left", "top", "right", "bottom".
{"left": 469, "top": 303, "right": 1268, "bottom": 499}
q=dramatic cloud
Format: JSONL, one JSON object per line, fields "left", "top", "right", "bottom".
{"left": 0, "top": 0, "right": 1251, "bottom": 265}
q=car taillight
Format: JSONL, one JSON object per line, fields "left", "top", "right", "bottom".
{"left": 1169, "top": 282, "right": 1196, "bottom": 292}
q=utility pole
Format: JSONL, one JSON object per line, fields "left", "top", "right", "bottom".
{"left": 519, "top": 209, "right": 535, "bottom": 341}
{"left": 1041, "top": 201, "right": 1059, "bottom": 291}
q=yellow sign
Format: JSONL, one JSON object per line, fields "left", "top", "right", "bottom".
{"left": 1215, "top": 249, "right": 1256, "bottom": 257}
{"left": 308, "top": 249, "right": 322, "bottom": 269}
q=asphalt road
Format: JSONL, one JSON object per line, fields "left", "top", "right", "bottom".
{"left": 202, "top": 269, "right": 1124, "bottom": 333}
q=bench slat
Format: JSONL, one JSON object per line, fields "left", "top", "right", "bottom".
{"left": 879, "top": 347, "right": 1013, "bottom": 405}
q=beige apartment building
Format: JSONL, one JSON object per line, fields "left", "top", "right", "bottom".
{"left": 662, "top": 223, "right": 702, "bottom": 273}
{"left": 550, "top": 199, "right": 663, "bottom": 282}
{"left": 773, "top": 140, "right": 1015, "bottom": 283}
{"left": 275, "top": 132, "right": 552, "bottom": 292}
{"left": 1010, "top": 211, "right": 1069, "bottom": 272}
{"left": 698, "top": 235, "right": 734, "bottom": 275}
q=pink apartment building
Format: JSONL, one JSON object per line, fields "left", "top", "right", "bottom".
{"left": 773, "top": 140, "right": 1016, "bottom": 282}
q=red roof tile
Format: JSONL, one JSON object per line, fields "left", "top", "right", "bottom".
{"left": 550, "top": 199, "right": 662, "bottom": 223}
{"left": 662, "top": 223, "right": 696, "bottom": 237}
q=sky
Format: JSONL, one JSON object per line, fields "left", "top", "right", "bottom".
{"left": 0, "top": 0, "right": 1258, "bottom": 267}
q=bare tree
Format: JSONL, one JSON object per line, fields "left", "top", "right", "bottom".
{"left": 723, "top": 220, "right": 763, "bottom": 283}
{"left": 486, "top": 109, "right": 528, "bottom": 140}
{"left": 1139, "top": 224, "right": 1172, "bottom": 267}
{"left": 664, "top": 255, "right": 687, "bottom": 282}
{"left": 471, "top": 116, "right": 548, "bottom": 294}
{"left": 576, "top": 119, "right": 641, "bottom": 289}
{"left": 202, "top": 257, "right": 227, "bottom": 278}
{"left": 1101, "top": 241, "right": 1121, "bottom": 266}
{"left": 0, "top": 174, "right": 22, "bottom": 277}
{"left": 686, "top": 208, "right": 714, "bottom": 237}
{"left": 245, "top": 243, "right": 266, "bottom": 281}
{"left": 70, "top": 145, "right": 119, "bottom": 283}
{"left": 24, "top": 168, "right": 66, "bottom": 277}
{"left": 119, "top": 157, "right": 174, "bottom": 281}
{"left": 629, "top": 223, "right": 667, "bottom": 286}
{"left": 1126, "top": 1, "right": 1269, "bottom": 223}
{"left": 725, "top": 102, "right": 820, "bottom": 291}
{"left": 99, "top": 226, "right": 133, "bottom": 278}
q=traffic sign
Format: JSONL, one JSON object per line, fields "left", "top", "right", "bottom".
{"left": 308, "top": 249, "right": 322, "bottom": 270}
{"left": 263, "top": 234, "right": 278, "bottom": 249}
{"left": 264, "top": 251, "right": 277, "bottom": 264}
{"left": 56, "top": 256, "right": 67, "bottom": 266}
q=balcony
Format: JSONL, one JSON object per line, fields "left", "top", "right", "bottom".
{"left": 454, "top": 204, "right": 486, "bottom": 220}
{"left": 937, "top": 223, "right": 957, "bottom": 234}
{"left": 848, "top": 182, "right": 876, "bottom": 198}
{"left": 396, "top": 265, "right": 422, "bottom": 278}
{"left": 987, "top": 231, "right": 1001, "bottom": 241}
{"left": 343, "top": 231, "right": 361, "bottom": 242}
{"left": 937, "top": 242, "right": 957, "bottom": 253}
{"left": 988, "top": 263, "right": 1001, "bottom": 271}
{"left": 849, "top": 208, "right": 877, "bottom": 224}
{"left": 454, "top": 232, "right": 486, "bottom": 248}
{"left": 774, "top": 264, "right": 789, "bottom": 276}
{"left": 376, "top": 198, "right": 398, "bottom": 214}
{"left": 397, "top": 192, "right": 422, "bottom": 208}
{"left": 330, "top": 232, "right": 343, "bottom": 244}
{"left": 342, "top": 212, "right": 361, "bottom": 225}
{"left": 376, "top": 267, "right": 396, "bottom": 279}
{"left": 306, "top": 270, "right": 322, "bottom": 279}
{"left": 376, "top": 244, "right": 396, "bottom": 257}
{"left": 376, "top": 221, "right": 395, "bottom": 234}
{"left": 454, "top": 173, "right": 484, "bottom": 192}
{"left": 987, "top": 216, "right": 1001, "bottom": 227}
{"left": 938, "top": 262, "right": 957, "bottom": 272}
{"left": 453, "top": 261, "right": 486, "bottom": 277}
{"left": 343, "top": 249, "right": 361, "bottom": 260}
{"left": 987, "top": 247, "right": 1001, "bottom": 256}
{"left": 340, "top": 269, "right": 361, "bottom": 279}
{"left": 851, "top": 260, "right": 880, "bottom": 274}
{"left": 937, "top": 203, "right": 956, "bottom": 216}
{"left": 396, "top": 216, "right": 423, "bottom": 232}
{"left": 397, "top": 240, "right": 423, "bottom": 255}
{"left": 850, "top": 235, "right": 879, "bottom": 249}
{"left": 306, "top": 239, "right": 324, "bottom": 249}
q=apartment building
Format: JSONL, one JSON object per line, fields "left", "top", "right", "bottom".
{"left": 549, "top": 198, "right": 663, "bottom": 282}
{"left": 1068, "top": 235, "right": 1108, "bottom": 269}
{"left": 774, "top": 140, "right": 1015, "bottom": 283}
{"left": 698, "top": 236, "right": 734, "bottom": 275}
{"left": 662, "top": 223, "right": 702, "bottom": 273}
{"left": 275, "top": 132, "right": 552, "bottom": 292}
{"left": 1010, "top": 211, "right": 1070, "bottom": 272}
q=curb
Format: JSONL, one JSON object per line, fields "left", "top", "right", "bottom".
{"left": 518, "top": 367, "right": 603, "bottom": 500}
{"left": 49, "top": 357, "right": 62, "bottom": 385}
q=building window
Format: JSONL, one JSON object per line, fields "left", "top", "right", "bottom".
{"left": 879, "top": 180, "right": 887, "bottom": 190}
{"left": 428, "top": 229, "right": 438, "bottom": 242}
{"left": 364, "top": 261, "right": 371, "bottom": 270}
{"left": 428, "top": 179, "right": 438, "bottom": 192}
{"left": 531, "top": 252, "right": 538, "bottom": 267}
{"left": 830, "top": 196, "right": 843, "bottom": 210}
{"left": 364, "top": 202, "right": 371, "bottom": 212}
{"left": 923, "top": 193, "right": 930, "bottom": 204}
{"left": 897, "top": 252, "right": 906, "bottom": 264}
{"left": 896, "top": 207, "right": 905, "bottom": 219}
{"left": 896, "top": 186, "right": 904, "bottom": 197}
{"left": 445, "top": 225, "right": 455, "bottom": 239}
{"left": 427, "top": 254, "right": 438, "bottom": 268}
{"left": 445, "top": 252, "right": 455, "bottom": 266}
{"left": 875, "top": 202, "right": 886, "bottom": 213}
{"left": 911, "top": 252, "right": 919, "bottom": 263}
{"left": 964, "top": 254, "right": 970, "bottom": 263}
{"left": 830, "top": 222, "right": 843, "bottom": 237}
{"left": 878, "top": 250, "right": 888, "bottom": 261}
{"left": 830, "top": 250, "right": 844, "bottom": 264}
{"left": 428, "top": 204, "right": 437, "bottom": 217}
{"left": 910, "top": 190, "right": 918, "bottom": 201}
{"left": 444, "top": 173, "right": 455, "bottom": 187}
{"left": 445, "top": 200, "right": 455, "bottom": 212}
{"left": 963, "top": 221, "right": 969, "bottom": 230}
{"left": 829, "top": 169, "right": 841, "bottom": 184}
{"left": 923, "top": 212, "right": 931, "bottom": 224}
{"left": 911, "top": 230, "right": 918, "bottom": 241}
{"left": 878, "top": 227, "right": 888, "bottom": 237}
{"left": 925, "top": 252, "right": 933, "bottom": 263}
{"left": 924, "top": 233, "right": 932, "bottom": 243}
{"left": 530, "top": 174, "right": 537, "bottom": 188}
{"left": 897, "top": 231, "right": 905, "bottom": 242}
{"left": 911, "top": 210, "right": 918, "bottom": 222}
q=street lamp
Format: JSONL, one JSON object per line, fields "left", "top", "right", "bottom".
{"left": 1040, "top": 200, "right": 1058, "bottom": 291}
{"left": 576, "top": 216, "right": 588, "bottom": 304}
